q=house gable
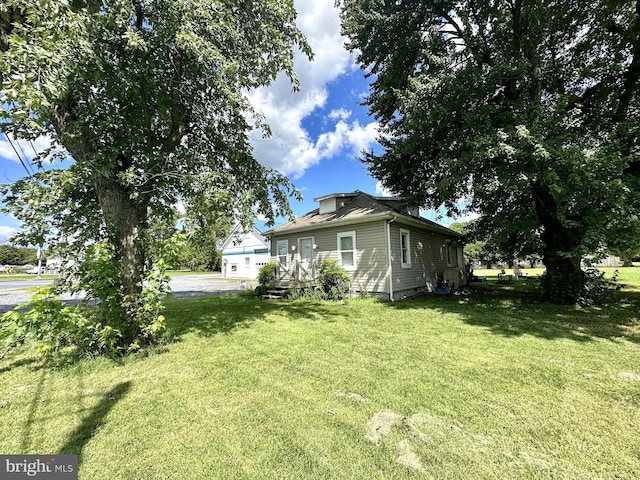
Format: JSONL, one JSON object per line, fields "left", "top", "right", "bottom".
{"left": 221, "top": 224, "right": 270, "bottom": 278}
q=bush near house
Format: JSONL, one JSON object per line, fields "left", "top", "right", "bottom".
{"left": 255, "top": 262, "right": 277, "bottom": 296}
{"left": 316, "top": 259, "right": 351, "bottom": 300}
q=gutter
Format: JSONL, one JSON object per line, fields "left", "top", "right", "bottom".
{"left": 386, "top": 216, "right": 396, "bottom": 302}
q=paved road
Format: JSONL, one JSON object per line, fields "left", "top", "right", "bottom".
{"left": 0, "top": 274, "right": 250, "bottom": 315}
{"left": 0, "top": 278, "right": 53, "bottom": 292}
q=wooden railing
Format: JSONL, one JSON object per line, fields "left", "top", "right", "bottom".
{"left": 276, "top": 260, "right": 316, "bottom": 286}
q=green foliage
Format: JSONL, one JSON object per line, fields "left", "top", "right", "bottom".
{"left": 0, "top": 243, "right": 168, "bottom": 359}
{"left": 0, "top": 288, "right": 166, "bottom": 359}
{"left": 339, "top": 0, "right": 640, "bottom": 304}
{"left": 316, "top": 259, "right": 351, "bottom": 301}
{"left": 578, "top": 268, "right": 623, "bottom": 307}
{"left": 258, "top": 262, "right": 277, "bottom": 286}
{"left": 0, "top": 0, "right": 311, "bottom": 355}
{"left": 607, "top": 216, "right": 640, "bottom": 267}
{"left": 0, "top": 245, "right": 37, "bottom": 265}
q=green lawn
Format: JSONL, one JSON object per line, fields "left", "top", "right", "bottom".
{"left": 0, "top": 276, "right": 639, "bottom": 478}
{"left": 0, "top": 274, "right": 58, "bottom": 282}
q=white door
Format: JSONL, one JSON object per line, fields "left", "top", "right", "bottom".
{"left": 299, "top": 237, "right": 314, "bottom": 280}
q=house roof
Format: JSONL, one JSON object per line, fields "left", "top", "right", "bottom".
{"left": 264, "top": 191, "right": 461, "bottom": 237}
{"left": 220, "top": 223, "right": 269, "bottom": 252}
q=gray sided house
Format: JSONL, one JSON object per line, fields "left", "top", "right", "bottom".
{"left": 264, "top": 191, "right": 466, "bottom": 300}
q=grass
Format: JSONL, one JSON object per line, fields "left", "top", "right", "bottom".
{"left": 0, "top": 274, "right": 58, "bottom": 282}
{"left": 166, "top": 270, "right": 221, "bottom": 276}
{"left": 0, "top": 273, "right": 639, "bottom": 478}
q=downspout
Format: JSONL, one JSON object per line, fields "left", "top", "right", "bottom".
{"left": 387, "top": 216, "right": 397, "bottom": 301}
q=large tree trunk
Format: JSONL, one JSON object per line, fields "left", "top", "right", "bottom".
{"left": 533, "top": 182, "right": 586, "bottom": 304}
{"left": 94, "top": 173, "right": 147, "bottom": 341}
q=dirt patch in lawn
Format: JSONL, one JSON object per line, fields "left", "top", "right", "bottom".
{"left": 619, "top": 371, "right": 640, "bottom": 381}
{"left": 365, "top": 411, "right": 493, "bottom": 473}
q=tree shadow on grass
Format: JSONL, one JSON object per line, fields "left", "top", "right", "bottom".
{"left": 164, "top": 293, "right": 351, "bottom": 339}
{"left": 389, "top": 286, "right": 640, "bottom": 344}
{"left": 0, "top": 355, "right": 46, "bottom": 374}
{"left": 58, "top": 381, "right": 132, "bottom": 466}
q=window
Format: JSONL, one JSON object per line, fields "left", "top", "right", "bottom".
{"left": 400, "top": 229, "right": 411, "bottom": 268}
{"left": 446, "top": 240, "right": 458, "bottom": 267}
{"left": 276, "top": 240, "right": 288, "bottom": 266}
{"left": 337, "top": 232, "right": 356, "bottom": 269}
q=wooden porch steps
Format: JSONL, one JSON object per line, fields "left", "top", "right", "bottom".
{"left": 261, "top": 286, "right": 289, "bottom": 300}
{"left": 260, "top": 281, "right": 319, "bottom": 300}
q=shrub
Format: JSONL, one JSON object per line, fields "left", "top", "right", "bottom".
{"left": 316, "top": 259, "right": 351, "bottom": 301}
{"left": 578, "top": 268, "right": 622, "bottom": 306}
{"left": 0, "top": 242, "right": 168, "bottom": 359}
{"left": 258, "top": 262, "right": 277, "bottom": 286}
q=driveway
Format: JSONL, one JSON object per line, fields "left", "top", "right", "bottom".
{"left": 0, "top": 274, "right": 252, "bottom": 315}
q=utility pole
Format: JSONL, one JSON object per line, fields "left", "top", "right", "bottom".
{"left": 36, "top": 245, "right": 43, "bottom": 278}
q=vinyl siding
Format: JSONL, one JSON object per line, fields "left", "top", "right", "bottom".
{"left": 270, "top": 219, "right": 462, "bottom": 298}
{"left": 270, "top": 220, "right": 390, "bottom": 294}
{"left": 389, "top": 222, "right": 453, "bottom": 295}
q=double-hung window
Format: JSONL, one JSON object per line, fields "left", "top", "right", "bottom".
{"left": 337, "top": 232, "right": 356, "bottom": 270}
{"left": 400, "top": 229, "right": 411, "bottom": 268}
{"left": 446, "top": 240, "right": 457, "bottom": 267}
{"left": 276, "top": 240, "right": 288, "bottom": 266}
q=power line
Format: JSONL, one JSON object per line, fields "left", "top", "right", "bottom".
{"left": 15, "top": 137, "right": 35, "bottom": 175}
{"left": 3, "top": 132, "right": 34, "bottom": 176}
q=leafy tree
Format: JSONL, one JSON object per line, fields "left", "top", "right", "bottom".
{"left": 340, "top": 0, "right": 640, "bottom": 303}
{"left": 0, "top": 0, "right": 310, "bottom": 351}
{"left": 607, "top": 215, "right": 640, "bottom": 266}
{"left": 177, "top": 192, "right": 234, "bottom": 271}
{"left": 0, "top": 245, "right": 37, "bottom": 265}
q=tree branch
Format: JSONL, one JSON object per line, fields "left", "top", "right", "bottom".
{"left": 164, "top": 49, "right": 190, "bottom": 152}
{"left": 0, "top": 6, "right": 19, "bottom": 52}
{"left": 614, "top": 0, "right": 640, "bottom": 123}
{"left": 134, "top": 1, "right": 144, "bottom": 30}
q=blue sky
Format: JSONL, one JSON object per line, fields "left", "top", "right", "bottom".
{"left": 0, "top": 0, "right": 456, "bottom": 244}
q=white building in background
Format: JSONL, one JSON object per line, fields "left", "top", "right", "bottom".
{"left": 220, "top": 224, "right": 271, "bottom": 279}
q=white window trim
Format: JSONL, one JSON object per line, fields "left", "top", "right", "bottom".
{"left": 400, "top": 229, "right": 411, "bottom": 268}
{"left": 446, "top": 240, "right": 457, "bottom": 267}
{"left": 337, "top": 231, "right": 357, "bottom": 270}
{"left": 276, "top": 239, "right": 288, "bottom": 266}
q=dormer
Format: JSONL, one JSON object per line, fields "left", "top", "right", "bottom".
{"left": 314, "top": 192, "right": 358, "bottom": 214}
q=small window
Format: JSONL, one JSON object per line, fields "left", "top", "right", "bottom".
{"left": 337, "top": 231, "right": 356, "bottom": 269}
{"left": 446, "top": 240, "right": 457, "bottom": 267}
{"left": 276, "top": 240, "right": 288, "bottom": 266}
{"left": 400, "top": 229, "right": 411, "bottom": 268}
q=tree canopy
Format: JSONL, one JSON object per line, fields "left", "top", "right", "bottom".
{"left": 0, "top": 0, "right": 310, "bottom": 355}
{"left": 339, "top": 0, "right": 640, "bottom": 303}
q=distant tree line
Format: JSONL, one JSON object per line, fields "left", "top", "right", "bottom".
{"left": 450, "top": 220, "right": 639, "bottom": 268}
{"left": 0, "top": 245, "right": 38, "bottom": 266}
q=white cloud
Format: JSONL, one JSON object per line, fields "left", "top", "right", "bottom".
{"left": 375, "top": 181, "right": 394, "bottom": 197}
{"left": 247, "top": 0, "right": 379, "bottom": 179}
{"left": 0, "top": 226, "right": 17, "bottom": 244}
{"left": 0, "top": 133, "right": 57, "bottom": 167}
{"left": 329, "top": 108, "right": 351, "bottom": 121}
